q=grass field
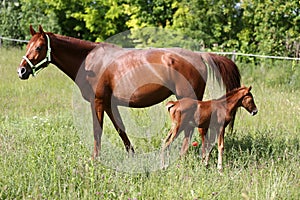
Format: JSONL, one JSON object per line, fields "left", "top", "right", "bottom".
{"left": 0, "top": 48, "right": 299, "bottom": 199}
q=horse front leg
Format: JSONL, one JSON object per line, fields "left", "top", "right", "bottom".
{"left": 105, "top": 105, "right": 135, "bottom": 154}
{"left": 92, "top": 99, "right": 104, "bottom": 159}
{"left": 217, "top": 127, "right": 225, "bottom": 172}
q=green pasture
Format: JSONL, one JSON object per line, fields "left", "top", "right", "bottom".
{"left": 0, "top": 48, "right": 299, "bottom": 199}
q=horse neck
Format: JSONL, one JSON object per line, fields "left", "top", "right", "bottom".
{"left": 49, "top": 33, "right": 99, "bottom": 81}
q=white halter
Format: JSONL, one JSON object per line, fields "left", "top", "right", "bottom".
{"left": 22, "top": 34, "right": 51, "bottom": 76}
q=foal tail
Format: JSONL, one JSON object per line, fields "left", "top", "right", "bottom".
{"left": 199, "top": 52, "right": 241, "bottom": 132}
{"left": 166, "top": 101, "right": 176, "bottom": 112}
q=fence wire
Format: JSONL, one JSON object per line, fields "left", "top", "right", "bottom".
{"left": 1, "top": 36, "right": 300, "bottom": 61}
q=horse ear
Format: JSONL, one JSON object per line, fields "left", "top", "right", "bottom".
{"left": 38, "top": 25, "right": 45, "bottom": 35}
{"left": 248, "top": 86, "right": 252, "bottom": 91}
{"left": 29, "top": 25, "right": 36, "bottom": 36}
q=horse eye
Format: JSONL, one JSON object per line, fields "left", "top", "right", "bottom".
{"left": 36, "top": 46, "right": 42, "bottom": 51}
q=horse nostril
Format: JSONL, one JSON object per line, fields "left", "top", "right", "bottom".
{"left": 18, "top": 67, "right": 27, "bottom": 78}
{"left": 20, "top": 67, "right": 26, "bottom": 75}
{"left": 22, "top": 67, "right": 26, "bottom": 73}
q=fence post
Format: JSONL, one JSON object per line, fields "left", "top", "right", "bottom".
{"left": 296, "top": 42, "right": 299, "bottom": 63}
{"left": 231, "top": 50, "right": 236, "bottom": 62}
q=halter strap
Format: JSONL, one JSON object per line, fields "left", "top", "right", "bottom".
{"left": 22, "top": 34, "right": 51, "bottom": 76}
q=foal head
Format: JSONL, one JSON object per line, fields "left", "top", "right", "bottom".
{"left": 18, "top": 25, "right": 51, "bottom": 79}
{"left": 240, "top": 86, "right": 258, "bottom": 116}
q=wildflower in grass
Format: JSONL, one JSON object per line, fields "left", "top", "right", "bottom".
{"left": 192, "top": 141, "right": 198, "bottom": 147}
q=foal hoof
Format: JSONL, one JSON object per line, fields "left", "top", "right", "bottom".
{"left": 218, "top": 168, "right": 224, "bottom": 175}
{"left": 202, "top": 160, "right": 209, "bottom": 169}
{"left": 161, "top": 165, "right": 169, "bottom": 170}
{"left": 160, "top": 161, "right": 169, "bottom": 170}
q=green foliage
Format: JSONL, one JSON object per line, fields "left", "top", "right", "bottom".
{"left": 239, "top": 0, "right": 300, "bottom": 56}
{"left": 1, "top": 0, "right": 300, "bottom": 57}
{"left": 42, "top": 0, "right": 90, "bottom": 39}
{"left": 19, "top": 0, "right": 61, "bottom": 37}
{"left": 0, "top": 0, "right": 24, "bottom": 46}
{"left": 124, "top": 0, "right": 178, "bottom": 28}
{"left": 71, "top": 0, "right": 129, "bottom": 41}
{"left": 172, "top": 0, "right": 243, "bottom": 51}
{"left": 0, "top": 0, "right": 61, "bottom": 45}
{"left": 114, "top": 27, "right": 199, "bottom": 50}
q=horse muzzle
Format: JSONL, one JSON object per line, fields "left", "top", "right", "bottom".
{"left": 17, "top": 66, "right": 31, "bottom": 80}
{"left": 251, "top": 109, "right": 258, "bottom": 116}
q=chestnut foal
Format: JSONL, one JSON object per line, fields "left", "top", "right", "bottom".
{"left": 161, "top": 86, "right": 258, "bottom": 170}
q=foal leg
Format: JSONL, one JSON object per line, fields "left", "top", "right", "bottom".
{"left": 105, "top": 105, "right": 135, "bottom": 154}
{"left": 162, "top": 124, "right": 182, "bottom": 151}
{"left": 93, "top": 99, "right": 104, "bottom": 159}
{"left": 199, "top": 128, "right": 208, "bottom": 161}
{"left": 161, "top": 124, "right": 180, "bottom": 168}
{"left": 201, "top": 128, "right": 216, "bottom": 167}
{"left": 179, "top": 126, "right": 194, "bottom": 156}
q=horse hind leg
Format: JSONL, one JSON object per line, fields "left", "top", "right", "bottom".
{"left": 105, "top": 105, "right": 135, "bottom": 155}
{"left": 217, "top": 127, "right": 225, "bottom": 172}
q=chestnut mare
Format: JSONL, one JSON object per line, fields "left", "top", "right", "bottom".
{"left": 17, "top": 25, "right": 241, "bottom": 159}
{"left": 162, "top": 86, "right": 258, "bottom": 170}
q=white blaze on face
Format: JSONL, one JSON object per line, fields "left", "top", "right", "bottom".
{"left": 23, "top": 41, "right": 36, "bottom": 62}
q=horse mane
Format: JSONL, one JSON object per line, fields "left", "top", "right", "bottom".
{"left": 47, "top": 32, "right": 122, "bottom": 51}
{"left": 216, "top": 86, "right": 247, "bottom": 101}
{"left": 47, "top": 33, "right": 125, "bottom": 59}
{"left": 46, "top": 33, "right": 96, "bottom": 46}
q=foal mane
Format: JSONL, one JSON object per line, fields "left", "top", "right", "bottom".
{"left": 216, "top": 86, "right": 249, "bottom": 101}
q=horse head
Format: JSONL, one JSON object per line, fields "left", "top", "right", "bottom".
{"left": 241, "top": 86, "right": 258, "bottom": 116}
{"left": 18, "top": 25, "right": 51, "bottom": 79}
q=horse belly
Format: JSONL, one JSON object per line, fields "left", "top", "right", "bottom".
{"left": 113, "top": 83, "right": 172, "bottom": 108}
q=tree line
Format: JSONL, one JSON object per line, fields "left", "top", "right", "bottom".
{"left": 1, "top": 0, "right": 299, "bottom": 58}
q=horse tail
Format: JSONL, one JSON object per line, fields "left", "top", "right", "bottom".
{"left": 199, "top": 52, "right": 241, "bottom": 132}
{"left": 166, "top": 101, "right": 176, "bottom": 112}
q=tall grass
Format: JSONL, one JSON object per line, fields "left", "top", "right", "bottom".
{"left": 0, "top": 48, "right": 299, "bottom": 199}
